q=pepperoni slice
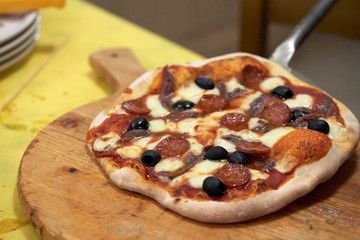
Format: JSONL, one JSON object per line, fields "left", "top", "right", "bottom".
{"left": 249, "top": 94, "right": 281, "bottom": 117}
{"left": 122, "top": 96, "right": 151, "bottom": 115}
{"left": 239, "top": 65, "right": 267, "bottom": 89}
{"left": 236, "top": 140, "right": 270, "bottom": 156}
{"left": 219, "top": 113, "right": 249, "bottom": 131}
{"left": 261, "top": 102, "right": 291, "bottom": 127}
{"left": 197, "top": 94, "right": 228, "bottom": 114}
{"left": 155, "top": 135, "right": 190, "bottom": 157}
{"left": 214, "top": 163, "right": 251, "bottom": 188}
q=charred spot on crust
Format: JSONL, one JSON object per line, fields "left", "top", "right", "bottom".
{"left": 256, "top": 180, "right": 269, "bottom": 193}
{"left": 174, "top": 189, "right": 182, "bottom": 197}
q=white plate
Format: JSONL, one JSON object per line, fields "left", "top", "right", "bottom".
{"left": 0, "top": 35, "right": 38, "bottom": 72}
{"left": 0, "top": 11, "right": 38, "bottom": 45}
{"left": 0, "top": 19, "right": 39, "bottom": 54}
{"left": 0, "top": 31, "right": 37, "bottom": 62}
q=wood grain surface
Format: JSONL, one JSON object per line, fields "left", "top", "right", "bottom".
{"left": 18, "top": 48, "right": 360, "bottom": 240}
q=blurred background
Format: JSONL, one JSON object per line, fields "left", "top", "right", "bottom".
{"left": 86, "top": 0, "right": 360, "bottom": 117}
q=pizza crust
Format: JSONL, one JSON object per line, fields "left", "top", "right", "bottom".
{"left": 89, "top": 52, "right": 360, "bottom": 223}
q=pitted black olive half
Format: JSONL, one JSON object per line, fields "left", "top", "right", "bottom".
{"left": 195, "top": 76, "right": 215, "bottom": 90}
{"left": 141, "top": 150, "right": 161, "bottom": 166}
{"left": 172, "top": 100, "right": 195, "bottom": 111}
{"left": 228, "top": 151, "right": 250, "bottom": 165}
{"left": 307, "top": 119, "right": 330, "bottom": 134}
{"left": 202, "top": 176, "right": 227, "bottom": 196}
{"left": 204, "top": 146, "right": 228, "bottom": 160}
{"left": 272, "top": 86, "right": 293, "bottom": 100}
{"left": 129, "top": 117, "right": 149, "bottom": 130}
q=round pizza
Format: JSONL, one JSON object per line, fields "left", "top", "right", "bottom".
{"left": 86, "top": 53, "right": 359, "bottom": 223}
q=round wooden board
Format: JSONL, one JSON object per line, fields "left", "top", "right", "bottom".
{"left": 18, "top": 49, "right": 360, "bottom": 240}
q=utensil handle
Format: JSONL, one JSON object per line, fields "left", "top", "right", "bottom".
{"left": 89, "top": 48, "right": 146, "bottom": 95}
{"left": 270, "top": 0, "right": 338, "bottom": 68}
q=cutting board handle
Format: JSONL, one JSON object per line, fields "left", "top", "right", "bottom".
{"left": 89, "top": 48, "right": 146, "bottom": 94}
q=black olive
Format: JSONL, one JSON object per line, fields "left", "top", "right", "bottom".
{"left": 195, "top": 76, "right": 215, "bottom": 90}
{"left": 141, "top": 150, "right": 161, "bottom": 166}
{"left": 291, "top": 109, "right": 309, "bottom": 121}
{"left": 128, "top": 117, "right": 149, "bottom": 130}
{"left": 172, "top": 100, "right": 195, "bottom": 111}
{"left": 202, "top": 177, "right": 227, "bottom": 196}
{"left": 228, "top": 151, "right": 250, "bottom": 165}
{"left": 204, "top": 146, "right": 228, "bottom": 160}
{"left": 307, "top": 119, "right": 330, "bottom": 134}
{"left": 272, "top": 86, "right": 294, "bottom": 100}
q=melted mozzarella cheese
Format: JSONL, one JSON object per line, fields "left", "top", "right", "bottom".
{"left": 274, "top": 160, "right": 297, "bottom": 173}
{"left": 284, "top": 94, "right": 313, "bottom": 109}
{"left": 199, "top": 112, "right": 222, "bottom": 125}
{"left": 241, "top": 91, "right": 262, "bottom": 110}
{"left": 216, "top": 128, "right": 261, "bottom": 143}
{"left": 170, "top": 160, "right": 225, "bottom": 188}
{"left": 117, "top": 145, "right": 142, "bottom": 159}
{"left": 188, "top": 175, "right": 212, "bottom": 188}
{"left": 326, "top": 117, "right": 348, "bottom": 142}
{"left": 214, "top": 137, "right": 236, "bottom": 153}
{"left": 155, "top": 158, "right": 184, "bottom": 173}
{"left": 146, "top": 95, "right": 169, "bottom": 117}
{"left": 238, "top": 129, "right": 261, "bottom": 142}
{"left": 170, "top": 172, "right": 195, "bottom": 187}
{"left": 172, "top": 82, "right": 220, "bottom": 103}
{"left": 217, "top": 126, "right": 294, "bottom": 148}
{"left": 188, "top": 137, "right": 204, "bottom": 155}
{"left": 177, "top": 118, "right": 198, "bottom": 134}
{"left": 93, "top": 132, "right": 120, "bottom": 152}
{"left": 135, "top": 137, "right": 152, "bottom": 148}
{"left": 166, "top": 121, "right": 177, "bottom": 130}
{"left": 216, "top": 127, "right": 233, "bottom": 137}
{"left": 249, "top": 169, "right": 269, "bottom": 180}
{"left": 261, "top": 127, "right": 295, "bottom": 147}
{"left": 259, "top": 77, "right": 285, "bottom": 92}
{"left": 149, "top": 119, "right": 166, "bottom": 132}
{"left": 192, "top": 160, "right": 225, "bottom": 173}
{"left": 225, "top": 77, "right": 246, "bottom": 92}
{"left": 248, "top": 117, "right": 267, "bottom": 130}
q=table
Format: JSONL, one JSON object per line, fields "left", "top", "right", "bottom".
{"left": 0, "top": 1, "right": 202, "bottom": 239}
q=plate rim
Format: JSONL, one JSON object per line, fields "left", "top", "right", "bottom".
{"left": 0, "top": 31, "right": 37, "bottom": 63}
{"left": 0, "top": 11, "right": 39, "bottom": 45}
{"left": 0, "top": 36, "right": 37, "bottom": 72}
{"left": 0, "top": 19, "right": 39, "bottom": 54}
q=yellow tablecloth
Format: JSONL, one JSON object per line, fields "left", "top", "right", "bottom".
{"left": 0, "top": 1, "right": 202, "bottom": 239}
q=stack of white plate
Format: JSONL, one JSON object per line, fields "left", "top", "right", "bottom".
{"left": 0, "top": 11, "right": 40, "bottom": 72}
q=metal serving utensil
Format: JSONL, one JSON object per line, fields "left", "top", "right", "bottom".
{"left": 269, "top": 0, "right": 338, "bottom": 86}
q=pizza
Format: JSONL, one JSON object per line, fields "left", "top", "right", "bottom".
{"left": 86, "top": 53, "right": 359, "bottom": 223}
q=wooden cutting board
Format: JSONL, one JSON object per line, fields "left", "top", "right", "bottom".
{"left": 18, "top": 48, "right": 360, "bottom": 240}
